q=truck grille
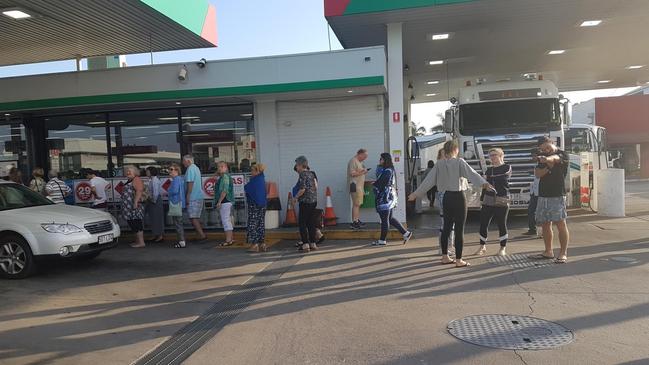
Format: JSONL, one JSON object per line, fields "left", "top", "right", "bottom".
{"left": 84, "top": 220, "right": 113, "bottom": 234}
{"left": 467, "top": 137, "right": 539, "bottom": 194}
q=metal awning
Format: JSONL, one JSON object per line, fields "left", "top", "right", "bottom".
{"left": 0, "top": 0, "right": 217, "bottom": 66}
{"left": 326, "top": 0, "right": 649, "bottom": 101}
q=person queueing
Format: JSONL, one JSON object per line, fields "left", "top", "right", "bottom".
{"left": 475, "top": 148, "right": 512, "bottom": 256}
{"left": 245, "top": 163, "right": 268, "bottom": 253}
{"left": 45, "top": 170, "right": 72, "bottom": 204}
{"left": 29, "top": 167, "right": 46, "bottom": 195}
{"left": 372, "top": 153, "right": 413, "bottom": 246}
{"left": 294, "top": 156, "right": 319, "bottom": 252}
{"left": 214, "top": 161, "right": 235, "bottom": 246}
{"left": 409, "top": 140, "right": 493, "bottom": 267}
{"left": 122, "top": 165, "right": 146, "bottom": 248}
{"left": 145, "top": 166, "right": 165, "bottom": 243}
{"left": 435, "top": 149, "right": 455, "bottom": 256}
{"left": 167, "top": 163, "right": 186, "bottom": 248}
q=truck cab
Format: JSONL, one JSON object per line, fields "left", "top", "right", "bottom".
{"left": 444, "top": 79, "right": 565, "bottom": 209}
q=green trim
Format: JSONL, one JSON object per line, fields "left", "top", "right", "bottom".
{"left": 0, "top": 76, "right": 384, "bottom": 112}
{"left": 139, "top": 0, "right": 209, "bottom": 35}
{"left": 343, "top": 0, "right": 475, "bottom": 15}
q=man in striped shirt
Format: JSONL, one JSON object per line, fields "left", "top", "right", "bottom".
{"left": 45, "top": 170, "right": 71, "bottom": 204}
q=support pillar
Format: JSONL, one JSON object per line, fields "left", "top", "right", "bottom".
{"left": 387, "top": 23, "right": 407, "bottom": 222}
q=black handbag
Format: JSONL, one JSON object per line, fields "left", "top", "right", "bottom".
{"left": 350, "top": 182, "right": 357, "bottom": 193}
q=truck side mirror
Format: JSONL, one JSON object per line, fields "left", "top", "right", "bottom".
{"left": 443, "top": 110, "right": 454, "bottom": 133}
{"left": 598, "top": 129, "right": 608, "bottom": 152}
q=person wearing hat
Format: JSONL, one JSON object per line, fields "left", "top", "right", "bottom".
{"left": 293, "top": 156, "right": 319, "bottom": 252}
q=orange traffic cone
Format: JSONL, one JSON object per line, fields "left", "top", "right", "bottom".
{"left": 266, "top": 182, "right": 279, "bottom": 199}
{"left": 284, "top": 192, "right": 297, "bottom": 226}
{"left": 323, "top": 186, "right": 337, "bottom": 226}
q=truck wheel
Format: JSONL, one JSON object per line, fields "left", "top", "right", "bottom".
{"left": 0, "top": 235, "right": 35, "bottom": 279}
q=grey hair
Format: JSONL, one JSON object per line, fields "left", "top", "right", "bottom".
{"left": 295, "top": 155, "right": 309, "bottom": 168}
{"left": 48, "top": 169, "right": 60, "bottom": 179}
{"left": 182, "top": 154, "right": 194, "bottom": 163}
{"left": 125, "top": 165, "right": 140, "bottom": 176}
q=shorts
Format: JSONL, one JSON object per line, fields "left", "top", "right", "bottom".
{"left": 535, "top": 196, "right": 567, "bottom": 225}
{"left": 127, "top": 219, "right": 143, "bottom": 233}
{"left": 351, "top": 190, "right": 364, "bottom": 206}
{"left": 187, "top": 200, "right": 204, "bottom": 219}
{"left": 219, "top": 202, "right": 233, "bottom": 231}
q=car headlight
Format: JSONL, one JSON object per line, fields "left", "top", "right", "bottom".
{"left": 41, "top": 223, "right": 84, "bottom": 235}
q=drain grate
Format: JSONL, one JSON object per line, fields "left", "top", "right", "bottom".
{"left": 448, "top": 314, "right": 574, "bottom": 350}
{"left": 134, "top": 253, "right": 301, "bottom": 365}
{"left": 487, "top": 253, "right": 554, "bottom": 269}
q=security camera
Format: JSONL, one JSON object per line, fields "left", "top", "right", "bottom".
{"left": 196, "top": 58, "right": 207, "bottom": 68}
{"left": 178, "top": 65, "right": 188, "bottom": 81}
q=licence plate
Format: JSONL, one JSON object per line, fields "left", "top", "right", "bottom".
{"left": 98, "top": 234, "right": 113, "bottom": 244}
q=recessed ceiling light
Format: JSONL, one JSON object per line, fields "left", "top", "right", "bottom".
{"left": 428, "top": 60, "right": 444, "bottom": 65}
{"left": 347, "top": 90, "right": 354, "bottom": 93}
{"left": 240, "top": 113, "right": 254, "bottom": 117}
{"left": 597, "top": 80, "right": 612, "bottom": 84}
{"left": 2, "top": 9, "right": 32, "bottom": 19}
{"left": 580, "top": 20, "right": 602, "bottom": 27}
{"left": 4, "top": 113, "right": 10, "bottom": 116}
{"left": 626, "top": 65, "right": 645, "bottom": 70}
{"left": 426, "top": 93, "right": 437, "bottom": 97}
{"left": 548, "top": 50, "right": 566, "bottom": 55}
{"left": 431, "top": 33, "right": 450, "bottom": 40}
{"left": 427, "top": 80, "right": 440, "bottom": 85}
{"left": 175, "top": 102, "right": 182, "bottom": 105}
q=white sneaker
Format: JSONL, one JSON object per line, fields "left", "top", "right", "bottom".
{"left": 497, "top": 247, "right": 507, "bottom": 256}
{"left": 372, "top": 240, "right": 387, "bottom": 246}
{"left": 402, "top": 231, "right": 413, "bottom": 245}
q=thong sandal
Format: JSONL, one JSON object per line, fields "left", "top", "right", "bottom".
{"left": 220, "top": 241, "right": 235, "bottom": 247}
{"left": 554, "top": 256, "right": 568, "bottom": 264}
{"left": 528, "top": 253, "right": 554, "bottom": 260}
{"left": 441, "top": 258, "right": 456, "bottom": 265}
{"left": 455, "top": 260, "right": 471, "bottom": 268}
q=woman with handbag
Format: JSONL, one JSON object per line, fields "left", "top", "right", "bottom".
{"left": 167, "top": 163, "right": 186, "bottom": 248}
{"left": 372, "top": 153, "right": 412, "bottom": 246}
{"left": 145, "top": 166, "right": 165, "bottom": 243}
{"left": 409, "top": 140, "right": 493, "bottom": 268}
{"left": 475, "top": 148, "right": 512, "bottom": 256}
{"left": 245, "top": 163, "right": 268, "bottom": 252}
{"left": 122, "top": 165, "right": 146, "bottom": 248}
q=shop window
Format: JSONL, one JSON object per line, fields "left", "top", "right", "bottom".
{"left": 0, "top": 119, "right": 27, "bottom": 182}
{"left": 45, "top": 114, "right": 109, "bottom": 178}
{"left": 181, "top": 105, "right": 255, "bottom": 175}
{"left": 108, "top": 110, "right": 181, "bottom": 177}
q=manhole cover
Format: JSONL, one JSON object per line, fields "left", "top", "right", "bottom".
{"left": 387, "top": 256, "right": 410, "bottom": 262}
{"left": 609, "top": 256, "right": 638, "bottom": 263}
{"left": 487, "top": 253, "right": 554, "bottom": 269}
{"left": 448, "top": 314, "right": 574, "bottom": 350}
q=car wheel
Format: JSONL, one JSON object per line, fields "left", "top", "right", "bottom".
{"left": 73, "top": 251, "right": 102, "bottom": 261}
{"left": 0, "top": 234, "right": 35, "bottom": 279}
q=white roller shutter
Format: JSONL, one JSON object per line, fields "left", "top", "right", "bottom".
{"left": 277, "top": 96, "right": 385, "bottom": 223}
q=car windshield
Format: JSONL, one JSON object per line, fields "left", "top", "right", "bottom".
{"left": 460, "top": 98, "right": 561, "bottom": 134}
{"left": 0, "top": 183, "right": 54, "bottom": 211}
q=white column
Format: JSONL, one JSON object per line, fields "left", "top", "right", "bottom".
{"left": 387, "top": 22, "right": 407, "bottom": 222}
{"left": 254, "top": 101, "right": 280, "bottom": 184}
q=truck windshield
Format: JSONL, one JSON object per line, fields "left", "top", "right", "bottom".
{"left": 460, "top": 98, "right": 560, "bottom": 134}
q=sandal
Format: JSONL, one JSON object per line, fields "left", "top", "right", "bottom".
{"left": 130, "top": 243, "right": 146, "bottom": 248}
{"left": 220, "top": 241, "right": 235, "bottom": 247}
{"left": 174, "top": 242, "right": 186, "bottom": 248}
{"left": 474, "top": 245, "right": 487, "bottom": 256}
{"left": 441, "top": 257, "right": 456, "bottom": 265}
{"left": 455, "top": 260, "right": 471, "bottom": 268}
{"left": 554, "top": 256, "right": 568, "bottom": 264}
{"left": 301, "top": 243, "right": 310, "bottom": 253}
{"left": 260, "top": 244, "right": 268, "bottom": 252}
{"left": 528, "top": 253, "right": 554, "bottom": 260}
{"left": 247, "top": 244, "right": 259, "bottom": 253}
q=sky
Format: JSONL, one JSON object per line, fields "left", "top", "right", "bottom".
{"left": 0, "top": 0, "right": 639, "bottom": 133}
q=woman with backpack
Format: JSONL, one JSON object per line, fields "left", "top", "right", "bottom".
{"left": 372, "top": 153, "right": 412, "bottom": 246}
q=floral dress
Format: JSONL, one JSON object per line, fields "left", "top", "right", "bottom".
{"left": 122, "top": 179, "right": 144, "bottom": 221}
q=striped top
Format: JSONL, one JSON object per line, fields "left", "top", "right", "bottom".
{"left": 45, "top": 178, "right": 71, "bottom": 204}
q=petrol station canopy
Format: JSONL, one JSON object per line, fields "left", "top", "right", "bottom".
{"left": 325, "top": 0, "right": 649, "bottom": 102}
{"left": 0, "top": 0, "right": 217, "bottom": 66}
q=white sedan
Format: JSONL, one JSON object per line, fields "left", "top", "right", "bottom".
{"left": 0, "top": 180, "right": 121, "bottom": 279}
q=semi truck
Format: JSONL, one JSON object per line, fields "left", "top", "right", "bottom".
{"left": 442, "top": 77, "right": 566, "bottom": 209}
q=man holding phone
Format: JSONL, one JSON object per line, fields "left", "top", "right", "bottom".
{"left": 348, "top": 148, "right": 369, "bottom": 229}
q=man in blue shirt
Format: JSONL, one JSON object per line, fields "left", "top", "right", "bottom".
{"left": 183, "top": 155, "right": 207, "bottom": 242}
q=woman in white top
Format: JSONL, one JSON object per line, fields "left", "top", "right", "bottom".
{"left": 409, "top": 140, "right": 493, "bottom": 267}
